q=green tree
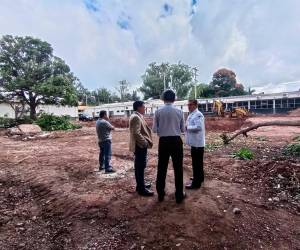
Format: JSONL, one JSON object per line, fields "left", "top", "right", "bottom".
{"left": 140, "top": 62, "right": 193, "bottom": 100}
{"left": 188, "top": 83, "right": 214, "bottom": 99}
{"left": 209, "top": 68, "right": 247, "bottom": 97}
{"left": 0, "top": 35, "right": 78, "bottom": 119}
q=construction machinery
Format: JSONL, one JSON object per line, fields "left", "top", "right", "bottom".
{"left": 213, "top": 99, "right": 249, "bottom": 118}
{"left": 230, "top": 107, "right": 249, "bottom": 118}
{"left": 212, "top": 100, "right": 225, "bottom": 116}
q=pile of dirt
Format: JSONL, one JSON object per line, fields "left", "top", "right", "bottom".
{"left": 205, "top": 117, "right": 245, "bottom": 132}
{"left": 7, "top": 124, "right": 42, "bottom": 136}
{"left": 109, "top": 116, "right": 246, "bottom": 132}
{"left": 288, "top": 108, "right": 300, "bottom": 117}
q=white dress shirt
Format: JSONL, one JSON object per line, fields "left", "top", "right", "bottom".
{"left": 185, "top": 109, "right": 205, "bottom": 147}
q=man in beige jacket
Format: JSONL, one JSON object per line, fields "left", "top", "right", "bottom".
{"left": 129, "top": 101, "right": 154, "bottom": 196}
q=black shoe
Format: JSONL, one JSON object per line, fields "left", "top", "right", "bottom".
{"left": 190, "top": 177, "right": 204, "bottom": 183}
{"left": 176, "top": 192, "right": 186, "bottom": 204}
{"left": 105, "top": 168, "right": 116, "bottom": 174}
{"left": 99, "top": 165, "right": 104, "bottom": 171}
{"left": 185, "top": 183, "right": 201, "bottom": 189}
{"left": 138, "top": 188, "right": 154, "bottom": 197}
{"left": 135, "top": 183, "right": 151, "bottom": 192}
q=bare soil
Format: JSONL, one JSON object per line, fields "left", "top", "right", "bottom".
{"left": 0, "top": 116, "right": 299, "bottom": 250}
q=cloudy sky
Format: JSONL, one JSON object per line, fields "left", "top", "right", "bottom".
{"left": 0, "top": 0, "right": 300, "bottom": 93}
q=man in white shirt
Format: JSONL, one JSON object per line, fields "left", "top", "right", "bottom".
{"left": 185, "top": 99, "right": 205, "bottom": 189}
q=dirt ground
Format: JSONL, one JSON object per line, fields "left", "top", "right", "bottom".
{"left": 0, "top": 116, "right": 299, "bottom": 250}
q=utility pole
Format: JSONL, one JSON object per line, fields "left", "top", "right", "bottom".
{"left": 161, "top": 62, "right": 168, "bottom": 91}
{"left": 192, "top": 67, "right": 198, "bottom": 99}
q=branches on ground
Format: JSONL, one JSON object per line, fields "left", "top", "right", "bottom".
{"left": 221, "top": 120, "right": 300, "bottom": 144}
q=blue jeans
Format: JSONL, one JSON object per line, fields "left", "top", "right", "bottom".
{"left": 134, "top": 146, "right": 147, "bottom": 192}
{"left": 99, "top": 140, "right": 112, "bottom": 170}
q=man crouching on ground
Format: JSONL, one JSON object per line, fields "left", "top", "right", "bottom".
{"left": 129, "top": 101, "right": 154, "bottom": 197}
{"left": 96, "top": 110, "right": 115, "bottom": 174}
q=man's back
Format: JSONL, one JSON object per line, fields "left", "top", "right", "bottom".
{"left": 96, "top": 119, "right": 113, "bottom": 143}
{"left": 153, "top": 104, "right": 184, "bottom": 137}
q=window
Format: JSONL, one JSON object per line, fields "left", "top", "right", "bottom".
{"left": 275, "top": 99, "right": 282, "bottom": 108}
{"left": 295, "top": 98, "right": 300, "bottom": 108}
{"left": 282, "top": 99, "right": 288, "bottom": 108}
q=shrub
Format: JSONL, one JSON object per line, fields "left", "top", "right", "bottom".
{"left": 283, "top": 143, "right": 300, "bottom": 157}
{"left": 233, "top": 148, "right": 254, "bottom": 160}
{"left": 35, "top": 113, "right": 81, "bottom": 131}
{"left": 0, "top": 117, "right": 17, "bottom": 128}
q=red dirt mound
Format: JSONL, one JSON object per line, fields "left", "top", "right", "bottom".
{"left": 288, "top": 108, "right": 300, "bottom": 117}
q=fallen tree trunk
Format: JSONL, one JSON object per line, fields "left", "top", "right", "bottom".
{"left": 221, "top": 120, "right": 300, "bottom": 144}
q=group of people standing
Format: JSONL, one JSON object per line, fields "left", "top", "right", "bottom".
{"left": 96, "top": 89, "right": 205, "bottom": 204}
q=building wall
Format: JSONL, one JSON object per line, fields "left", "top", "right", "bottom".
{"left": 0, "top": 103, "right": 15, "bottom": 118}
{"left": 0, "top": 103, "right": 78, "bottom": 118}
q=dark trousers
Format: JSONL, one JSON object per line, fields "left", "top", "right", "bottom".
{"left": 156, "top": 136, "right": 184, "bottom": 199}
{"left": 99, "top": 140, "right": 112, "bottom": 170}
{"left": 191, "top": 147, "right": 205, "bottom": 185}
{"left": 134, "top": 146, "right": 147, "bottom": 192}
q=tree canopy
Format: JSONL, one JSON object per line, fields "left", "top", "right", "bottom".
{"left": 140, "top": 62, "right": 193, "bottom": 100}
{"left": 208, "top": 68, "right": 247, "bottom": 97}
{"left": 0, "top": 35, "right": 78, "bottom": 119}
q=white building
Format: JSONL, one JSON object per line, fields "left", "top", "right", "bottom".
{"left": 0, "top": 103, "right": 78, "bottom": 118}
{"left": 83, "top": 91, "right": 300, "bottom": 118}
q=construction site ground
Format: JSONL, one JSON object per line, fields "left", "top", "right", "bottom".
{"left": 0, "top": 116, "right": 299, "bottom": 250}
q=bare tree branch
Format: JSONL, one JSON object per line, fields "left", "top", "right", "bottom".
{"left": 221, "top": 120, "right": 300, "bottom": 144}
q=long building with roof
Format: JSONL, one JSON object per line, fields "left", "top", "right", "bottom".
{"left": 82, "top": 91, "right": 300, "bottom": 118}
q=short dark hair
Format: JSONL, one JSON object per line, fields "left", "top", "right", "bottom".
{"left": 99, "top": 110, "right": 107, "bottom": 118}
{"left": 188, "top": 99, "right": 198, "bottom": 106}
{"left": 133, "top": 101, "right": 144, "bottom": 111}
{"left": 162, "top": 89, "right": 176, "bottom": 102}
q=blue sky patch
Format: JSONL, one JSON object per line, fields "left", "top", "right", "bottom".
{"left": 84, "top": 0, "right": 99, "bottom": 12}
{"left": 117, "top": 14, "right": 131, "bottom": 30}
{"left": 161, "top": 3, "right": 173, "bottom": 18}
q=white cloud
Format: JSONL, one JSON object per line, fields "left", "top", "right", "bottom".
{"left": 0, "top": 0, "right": 300, "bottom": 94}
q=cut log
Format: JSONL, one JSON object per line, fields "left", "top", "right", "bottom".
{"left": 221, "top": 120, "right": 300, "bottom": 144}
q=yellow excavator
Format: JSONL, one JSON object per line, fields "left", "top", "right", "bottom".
{"left": 212, "top": 100, "right": 225, "bottom": 116}
{"left": 231, "top": 107, "right": 249, "bottom": 118}
{"left": 213, "top": 100, "right": 249, "bottom": 118}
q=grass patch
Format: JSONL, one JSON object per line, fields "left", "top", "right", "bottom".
{"left": 205, "top": 142, "right": 222, "bottom": 152}
{"left": 35, "top": 113, "right": 81, "bottom": 131}
{"left": 283, "top": 143, "right": 300, "bottom": 157}
{"left": 233, "top": 148, "right": 254, "bottom": 160}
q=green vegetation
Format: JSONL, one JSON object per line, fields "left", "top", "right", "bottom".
{"left": 233, "top": 148, "right": 254, "bottom": 160}
{"left": 205, "top": 142, "right": 222, "bottom": 152}
{"left": 283, "top": 143, "right": 300, "bottom": 157}
{"left": 0, "top": 35, "right": 79, "bottom": 120}
{"left": 140, "top": 62, "right": 193, "bottom": 100}
{"left": 0, "top": 116, "right": 33, "bottom": 128}
{"left": 35, "top": 113, "right": 81, "bottom": 131}
{"left": 0, "top": 117, "right": 17, "bottom": 128}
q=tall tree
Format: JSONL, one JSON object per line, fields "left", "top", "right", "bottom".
{"left": 188, "top": 83, "right": 214, "bottom": 99}
{"left": 209, "top": 68, "right": 247, "bottom": 97}
{"left": 140, "top": 62, "right": 193, "bottom": 100}
{"left": 0, "top": 35, "right": 78, "bottom": 119}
